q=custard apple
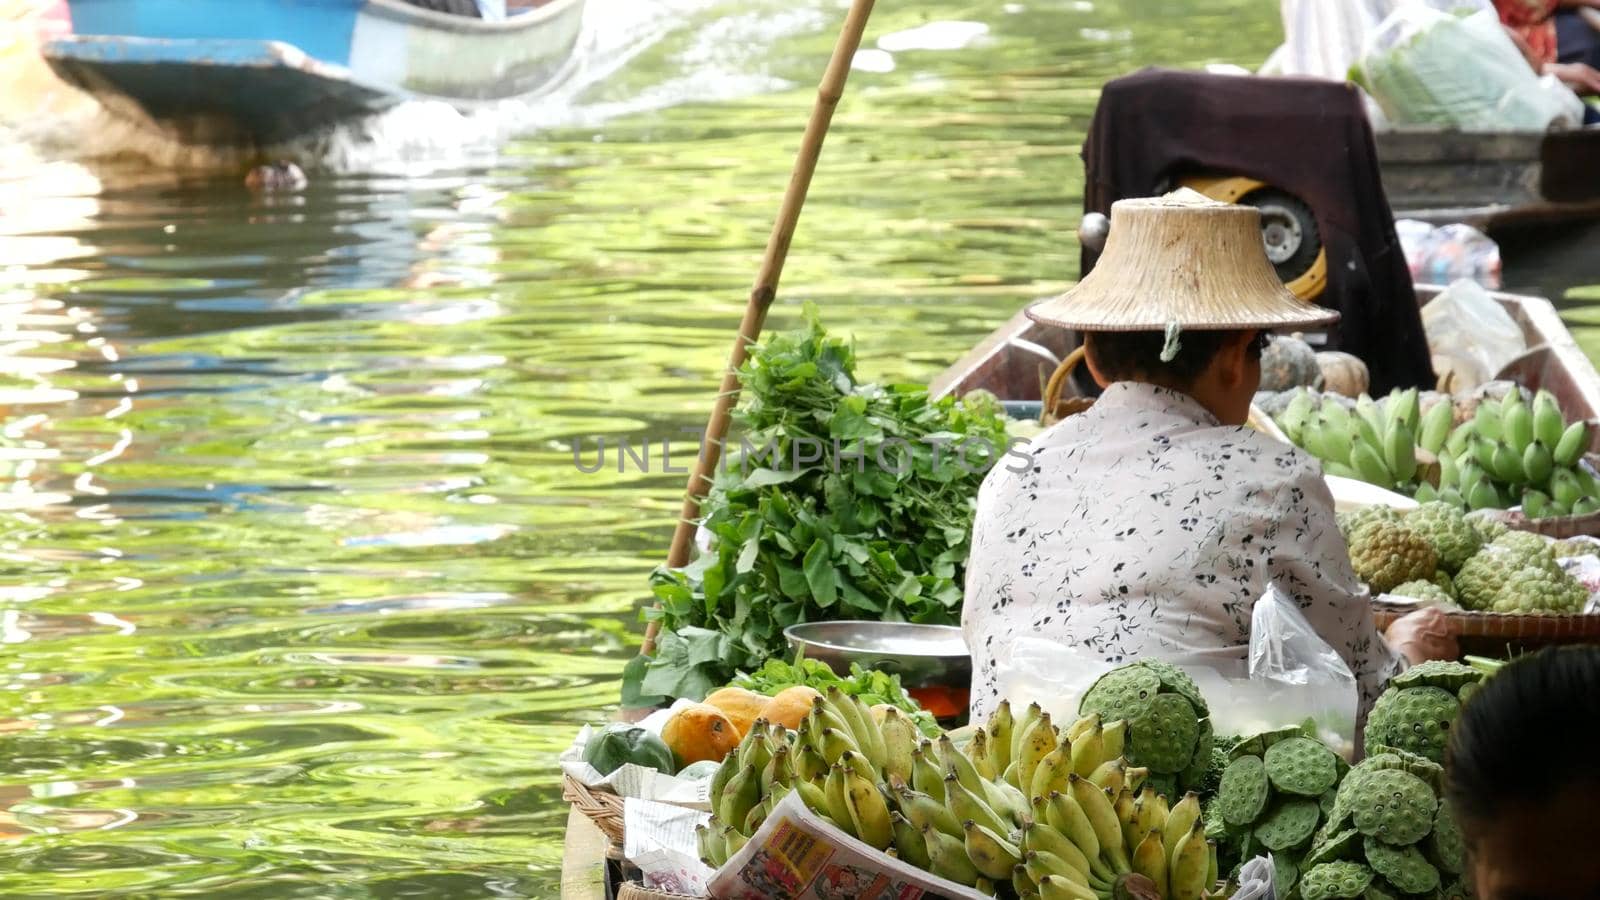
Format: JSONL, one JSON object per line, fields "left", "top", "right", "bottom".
{"left": 1406, "top": 502, "right": 1483, "bottom": 573}
{"left": 1387, "top": 580, "right": 1453, "bottom": 605}
{"left": 1348, "top": 519, "right": 1438, "bottom": 594}
{"left": 1488, "top": 563, "right": 1588, "bottom": 614}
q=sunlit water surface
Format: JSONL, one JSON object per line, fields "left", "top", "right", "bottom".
{"left": 1, "top": 0, "right": 1598, "bottom": 895}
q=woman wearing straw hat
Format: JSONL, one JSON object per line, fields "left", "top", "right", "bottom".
{"left": 961, "top": 189, "right": 1454, "bottom": 726}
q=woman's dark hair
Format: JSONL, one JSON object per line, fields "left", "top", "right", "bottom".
{"left": 1446, "top": 647, "right": 1600, "bottom": 829}
{"left": 1083, "top": 329, "right": 1268, "bottom": 386}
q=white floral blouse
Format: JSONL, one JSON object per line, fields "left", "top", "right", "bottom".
{"left": 962, "top": 381, "right": 1402, "bottom": 723}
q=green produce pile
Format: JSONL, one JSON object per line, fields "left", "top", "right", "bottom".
{"left": 1274, "top": 387, "right": 1600, "bottom": 518}
{"left": 1362, "top": 661, "right": 1485, "bottom": 763}
{"left": 1340, "top": 504, "right": 1591, "bottom": 614}
{"left": 699, "top": 672, "right": 1220, "bottom": 899}
{"left": 1295, "top": 749, "right": 1464, "bottom": 899}
{"left": 628, "top": 308, "right": 1010, "bottom": 702}
{"left": 1207, "top": 729, "right": 1348, "bottom": 894}
{"left": 692, "top": 659, "right": 1495, "bottom": 899}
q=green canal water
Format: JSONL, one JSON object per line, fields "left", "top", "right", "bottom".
{"left": 2, "top": 0, "right": 1599, "bottom": 895}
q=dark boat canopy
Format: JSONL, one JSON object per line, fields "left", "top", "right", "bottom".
{"left": 1080, "top": 68, "right": 1435, "bottom": 395}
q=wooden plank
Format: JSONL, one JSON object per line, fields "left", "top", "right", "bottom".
{"left": 561, "top": 806, "right": 611, "bottom": 900}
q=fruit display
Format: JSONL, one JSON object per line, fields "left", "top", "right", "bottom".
{"left": 696, "top": 670, "right": 1221, "bottom": 899}
{"left": 1299, "top": 745, "right": 1466, "bottom": 899}
{"left": 1205, "top": 727, "right": 1348, "bottom": 894}
{"left": 1273, "top": 385, "right": 1600, "bottom": 518}
{"left": 1361, "top": 662, "right": 1485, "bottom": 764}
{"left": 1337, "top": 503, "right": 1592, "bottom": 614}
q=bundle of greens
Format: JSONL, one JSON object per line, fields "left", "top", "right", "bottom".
{"left": 625, "top": 307, "right": 1011, "bottom": 703}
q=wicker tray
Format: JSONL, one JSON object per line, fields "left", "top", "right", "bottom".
{"left": 563, "top": 773, "right": 626, "bottom": 847}
{"left": 1375, "top": 606, "right": 1600, "bottom": 655}
{"left": 1508, "top": 510, "right": 1600, "bottom": 539}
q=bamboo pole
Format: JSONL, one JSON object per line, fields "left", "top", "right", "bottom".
{"left": 641, "top": 0, "right": 877, "bottom": 656}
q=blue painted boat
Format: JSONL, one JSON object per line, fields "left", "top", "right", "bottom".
{"left": 42, "top": 0, "right": 586, "bottom": 146}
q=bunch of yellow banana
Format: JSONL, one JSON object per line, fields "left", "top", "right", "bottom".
{"left": 966, "top": 701, "right": 1218, "bottom": 900}
{"left": 699, "top": 696, "right": 1219, "bottom": 899}
{"left": 1275, "top": 388, "right": 1423, "bottom": 492}
{"left": 1430, "top": 388, "right": 1600, "bottom": 517}
{"left": 696, "top": 686, "right": 924, "bottom": 869}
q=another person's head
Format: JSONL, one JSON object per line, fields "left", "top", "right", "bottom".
{"left": 1446, "top": 646, "right": 1600, "bottom": 899}
{"left": 1083, "top": 328, "right": 1269, "bottom": 426}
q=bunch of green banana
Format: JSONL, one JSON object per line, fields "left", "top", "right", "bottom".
{"left": 1427, "top": 388, "right": 1600, "bottom": 518}
{"left": 1275, "top": 388, "right": 1424, "bottom": 492}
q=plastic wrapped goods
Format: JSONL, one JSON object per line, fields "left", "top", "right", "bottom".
{"left": 1395, "top": 218, "right": 1502, "bottom": 289}
{"left": 1351, "top": 6, "right": 1584, "bottom": 131}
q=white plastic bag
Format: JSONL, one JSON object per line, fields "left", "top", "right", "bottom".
{"left": 1246, "top": 585, "right": 1358, "bottom": 758}
{"left": 1420, "top": 278, "right": 1527, "bottom": 388}
{"left": 1353, "top": 7, "right": 1578, "bottom": 131}
{"left": 995, "top": 637, "right": 1113, "bottom": 723}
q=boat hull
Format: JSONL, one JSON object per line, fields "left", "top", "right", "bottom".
{"left": 44, "top": 0, "right": 586, "bottom": 145}
{"left": 931, "top": 285, "right": 1600, "bottom": 441}
{"left": 1376, "top": 128, "right": 1600, "bottom": 233}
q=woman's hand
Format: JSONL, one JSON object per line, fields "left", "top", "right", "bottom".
{"left": 1545, "top": 61, "right": 1600, "bottom": 95}
{"left": 1384, "top": 607, "right": 1459, "bottom": 665}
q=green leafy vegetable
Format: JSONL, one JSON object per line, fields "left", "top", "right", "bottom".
{"left": 624, "top": 307, "right": 1010, "bottom": 702}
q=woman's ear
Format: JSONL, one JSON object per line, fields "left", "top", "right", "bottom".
{"left": 1082, "top": 341, "right": 1113, "bottom": 389}
{"left": 1214, "top": 330, "right": 1258, "bottom": 391}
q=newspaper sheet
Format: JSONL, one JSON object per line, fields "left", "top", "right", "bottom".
{"left": 707, "top": 791, "right": 989, "bottom": 900}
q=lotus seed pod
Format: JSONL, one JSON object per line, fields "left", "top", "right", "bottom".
{"left": 1216, "top": 755, "right": 1270, "bottom": 827}
{"left": 1299, "top": 861, "right": 1375, "bottom": 900}
{"left": 1348, "top": 769, "right": 1437, "bottom": 845}
{"left": 1364, "top": 837, "right": 1440, "bottom": 895}
{"left": 1253, "top": 796, "right": 1321, "bottom": 852}
{"left": 1264, "top": 736, "right": 1340, "bottom": 797}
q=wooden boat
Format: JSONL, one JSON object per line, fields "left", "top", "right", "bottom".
{"left": 930, "top": 284, "right": 1600, "bottom": 425}
{"left": 41, "top": 0, "right": 585, "bottom": 146}
{"left": 1376, "top": 127, "right": 1600, "bottom": 234}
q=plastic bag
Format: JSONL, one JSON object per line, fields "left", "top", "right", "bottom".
{"left": 1352, "top": 7, "right": 1581, "bottom": 131}
{"left": 1246, "top": 585, "right": 1358, "bottom": 758}
{"left": 1420, "top": 278, "right": 1527, "bottom": 388}
{"left": 1396, "top": 219, "right": 1502, "bottom": 289}
{"left": 994, "top": 637, "right": 1113, "bottom": 723}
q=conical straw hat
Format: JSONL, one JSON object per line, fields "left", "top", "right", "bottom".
{"left": 1027, "top": 188, "right": 1340, "bottom": 332}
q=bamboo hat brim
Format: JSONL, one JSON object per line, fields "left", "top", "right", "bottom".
{"left": 1027, "top": 189, "right": 1340, "bottom": 332}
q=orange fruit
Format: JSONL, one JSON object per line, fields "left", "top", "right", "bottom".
{"left": 660, "top": 703, "right": 741, "bottom": 767}
{"left": 702, "top": 686, "right": 768, "bottom": 740}
{"left": 759, "top": 685, "right": 823, "bottom": 730}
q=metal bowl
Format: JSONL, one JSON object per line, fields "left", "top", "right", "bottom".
{"left": 783, "top": 621, "right": 971, "bottom": 688}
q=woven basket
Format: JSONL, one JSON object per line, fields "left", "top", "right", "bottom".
{"left": 1508, "top": 510, "right": 1600, "bottom": 539}
{"left": 1374, "top": 606, "right": 1600, "bottom": 655}
{"left": 563, "top": 773, "right": 626, "bottom": 847}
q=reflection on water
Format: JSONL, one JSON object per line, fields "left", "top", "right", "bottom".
{"left": 2, "top": 0, "right": 1599, "bottom": 895}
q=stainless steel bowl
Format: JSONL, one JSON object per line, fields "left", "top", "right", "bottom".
{"left": 783, "top": 621, "right": 971, "bottom": 688}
